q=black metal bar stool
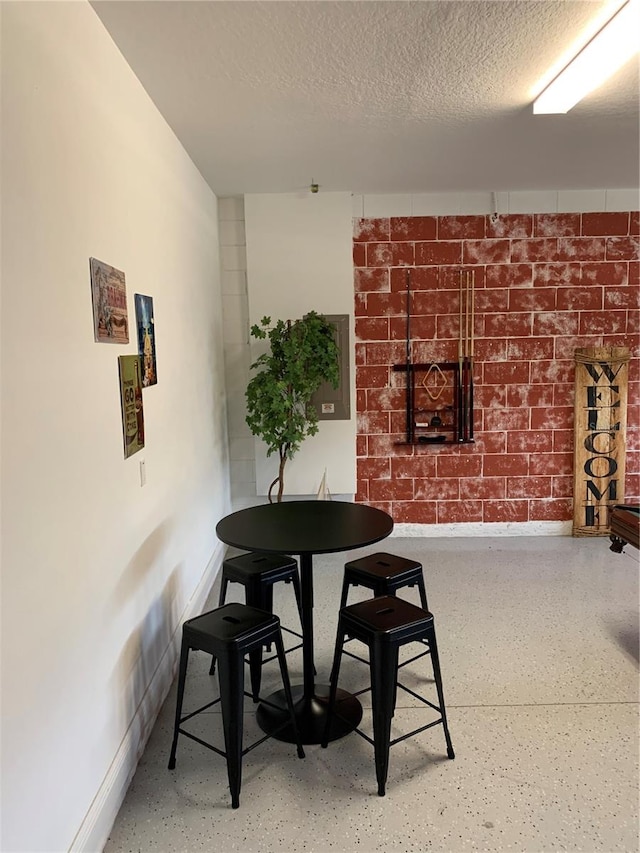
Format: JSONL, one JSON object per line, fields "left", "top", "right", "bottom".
{"left": 168, "top": 602, "right": 304, "bottom": 809}
{"left": 340, "top": 552, "right": 428, "bottom": 610}
{"left": 321, "top": 595, "right": 454, "bottom": 797}
{"left": 333, "top": 552, "right": 430, "bottom": 678}
{"left": 211, "top": 552, "right": 305, "bottom": 700}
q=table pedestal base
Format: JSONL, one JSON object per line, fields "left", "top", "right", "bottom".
{"left": 256, "top": 683, "right": 362, "bottom": 745}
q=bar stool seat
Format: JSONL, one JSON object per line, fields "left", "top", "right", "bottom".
{"left": 322, "top": 595, "right": 454, "bottom": 796}
{"left": 212, "top": 552, "right": 305, "bottom": 699}
{"left": 168, "top": 602, "right": 304, "bottom": 809}
{"left": 340, "top": 552, "right": 428, "bottom": 610}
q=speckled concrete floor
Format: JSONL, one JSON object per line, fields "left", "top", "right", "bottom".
{"left": 104, "top": 536, "right": 639, "bottom": 853}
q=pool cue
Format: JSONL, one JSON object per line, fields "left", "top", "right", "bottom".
{"left": 461, "top": 270, "right": 475, "bottom": 441}
{"left": 406, "top": 269, "right": 414, "bottom": 443}
{"left": 464, "top": 270, "right": 470, "bottom": 441}
{"left": 458, "top": 269, "right": 464, "bottom": 441}
{"left": 459, "top": 269, "right": 474, "bottom": 442}
{"left": 468, "top": 270, "right": 475, "bottom": 440}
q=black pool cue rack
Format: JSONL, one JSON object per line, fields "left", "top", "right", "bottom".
{"left": 393, "top": 361, "right": 474, "bottom": 446}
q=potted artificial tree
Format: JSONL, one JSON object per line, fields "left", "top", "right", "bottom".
{"left": 245, "top": 311, "right": 340, "bottom": 502}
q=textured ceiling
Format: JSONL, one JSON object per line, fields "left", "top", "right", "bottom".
{"left": 92, "top": 0, "right": 640, "bottom": 196}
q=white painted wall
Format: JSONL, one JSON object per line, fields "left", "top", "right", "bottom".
{"left": 0, "top": 4, "right": 229, "bottom": 851}
{"left": 244, "top": 193, "right": 356, "bottom": 497}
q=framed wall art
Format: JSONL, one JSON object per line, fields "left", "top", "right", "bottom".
{"left": 134, "top": 293, "right": 157, "bottom": 386}
{"left": 118, "top": 355, "right": 145, "bottom": 458}
{"left": 90, "top": 257, "right": 129, "bottom": 343}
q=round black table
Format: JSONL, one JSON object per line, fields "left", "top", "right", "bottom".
{"left": 215, "top": 500, "right": 393, "bottom": 744}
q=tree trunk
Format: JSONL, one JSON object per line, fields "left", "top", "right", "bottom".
{"left": 277, "top": 452, "right": 286, "bottom": 502}
{"left": 267, "top": 476, "right": 279, "bottom": 504}
{"left": 268, "top": 444, "right": 289, "bottom": 503}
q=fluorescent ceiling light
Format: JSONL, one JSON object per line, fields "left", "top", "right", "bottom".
{"left": 533, "top": 0, "right": 640, "bottom": 114}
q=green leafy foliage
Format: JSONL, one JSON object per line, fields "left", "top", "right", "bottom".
{"left": 245, "top": 312, "right": 340, "bottom": 502}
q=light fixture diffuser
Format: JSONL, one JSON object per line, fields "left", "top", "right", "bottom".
{"left": 533, "top": 0, "right": 640, "bottom": 114}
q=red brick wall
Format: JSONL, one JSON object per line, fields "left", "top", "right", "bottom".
{"left": 354, "top": 212, "right": 640, "bottom": 524}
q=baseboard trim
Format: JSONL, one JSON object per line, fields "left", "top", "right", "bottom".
{"left": 391, "top": 520, "right": 572, "bottom": 537}
{"left": 70, "top": 543, "right": 225, "bottom": 853}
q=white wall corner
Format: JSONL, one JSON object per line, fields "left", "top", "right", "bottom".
{"left": 221, "top": 245, "right": 247, "bottom": 272}
{"left": 222, "top": 292, "right": 249, "bottom": 344}
{"left": 218, "top": 196, "right": 245, "bottom": 221}
{"left": 219, "top": 219, "right": 246, "bottom": 246}
{"left": 221, "top": 269, "right": 247, "bottom": 296}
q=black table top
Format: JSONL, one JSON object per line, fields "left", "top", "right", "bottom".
{"left": 216, "top": 500, "right": 393, "bottom": 556}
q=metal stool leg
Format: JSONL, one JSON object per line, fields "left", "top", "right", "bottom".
{"left": 217, "top": 650, "right": 246, "bottom": 809}
{"left": 321, "top": 620, "right": 347, "bottom": 748}
{"left": 329, "top": 577, "right": 353, "bottom": 684}
{"left": 243, "top": 580, "right": 265, "bottom": 702}
{"left": 370, "top": 640, "right": 398, "bottom": 797}
{"left": 426, "top": 623, "right": 455, "bottom": 760}
{"left": 273, "top": 630, "right": 305, "bottom": 759}
{"left": 218, "top": 574, "right": 229, "bottom": 607}
{"left": 290, "top": 570, "right": 304, "bottom": 633}
{"left": 284, "top": 569, "right": 316, "bottom": 676}
{"left": 168, "top": 642, "right": 190, "bottom": 769}
{"left": 339, "top": 575, "right": 351, "bottom": 610}
{"left": 262, "top": 584, "right": 275, "bottom": 653}
{"left": 416, "top": 575, "right": 429, "bottom": 610}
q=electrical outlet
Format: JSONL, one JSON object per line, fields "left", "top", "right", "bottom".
{"left": 139, "top": 459, "right": 146, "bottom": 487}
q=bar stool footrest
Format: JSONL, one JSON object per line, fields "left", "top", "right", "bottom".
{"left": 176, "top": 688, "right": 306, "bottom": 761}
{"left": 389, "top": 717, "right": 445, "bottom": 747}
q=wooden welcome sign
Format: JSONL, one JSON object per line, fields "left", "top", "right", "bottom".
{"left": 573, "top": 346, "right": 629, "bottom": 536}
